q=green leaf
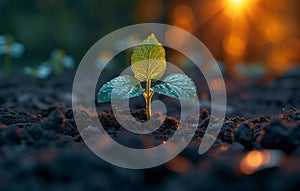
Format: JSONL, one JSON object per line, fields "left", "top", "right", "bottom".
{"left": 131, "top": 33, "right": 166, "bottom": 82}
{"left": 97, "top": 75, "right": 144, "bottom": 103}
{"left": 152, "top": 73, "right": 197, "bottom": 101}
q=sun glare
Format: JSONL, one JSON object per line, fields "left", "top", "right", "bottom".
{"left": 224, "top": 0, "right": 255, "bottom": 18}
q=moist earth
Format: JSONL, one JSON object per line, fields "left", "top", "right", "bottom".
{"left": 0, "top": 69, "right": 300, "bottom": 191}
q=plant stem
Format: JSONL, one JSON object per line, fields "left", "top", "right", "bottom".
{"left": 4, "top": 54, "right": 11, "bottom": 78}
{"left": 143, "top": 79, "right": 154, "bottom": 120}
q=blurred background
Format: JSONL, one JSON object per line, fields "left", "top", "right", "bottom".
{"left": 1, "top": 2, "right": 300, "bottom": 190}
{"left": 0, "top": 0, "right": 299, "bottom": 79}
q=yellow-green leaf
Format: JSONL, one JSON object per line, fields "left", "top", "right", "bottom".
{"left": 131, "top": 33, "right": 166, "bottom": 82}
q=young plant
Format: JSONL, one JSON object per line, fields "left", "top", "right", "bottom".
{"left": 24, "top": 49, "right": 75, "bottom": 79}
{"left": 97, "top": 34, "right": 197, "bottom": 120}
{"left": 46, "top": 49, "right": 75, "bottom": 74}
{"left": 0, "top": 35, "right": 25, "bottom": 78}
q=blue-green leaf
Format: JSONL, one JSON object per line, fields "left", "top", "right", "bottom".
{"left": 152, "top": 73, "right": 197, "bottom": 101}
{"left": 97, "top": 75, "right": 144, "bottom": 103}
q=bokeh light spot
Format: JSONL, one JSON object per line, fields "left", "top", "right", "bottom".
{"left": 265, "top": 21, "right": 285, "bottom": 43}
{"left": 240, "top": 150, "right": 271, "bottom": 175}
{"left": 173, "top": 5, "right": 194, "bottom": 25}
{"left": 223, "top": 32, "right": 247, "bottom": 56}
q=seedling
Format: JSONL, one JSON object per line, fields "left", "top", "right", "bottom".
{"left": 24, "top": 49, "right": 74, "bottom": 79}
{"left": 0, "top": 35, "right": 25, "bottom": 78}
{"left": 97, "top": 34, "right": 197, "bottom": 120}
{"left": 46, "top": 49, "right": 75, "bottom": 74}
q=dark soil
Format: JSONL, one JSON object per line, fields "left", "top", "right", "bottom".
{"left": 1, "top": 69, "right": 300, "bottom": 191}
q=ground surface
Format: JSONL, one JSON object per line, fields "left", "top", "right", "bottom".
{"left": 0, "top": 69, "right": 300, "bottom": 191}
